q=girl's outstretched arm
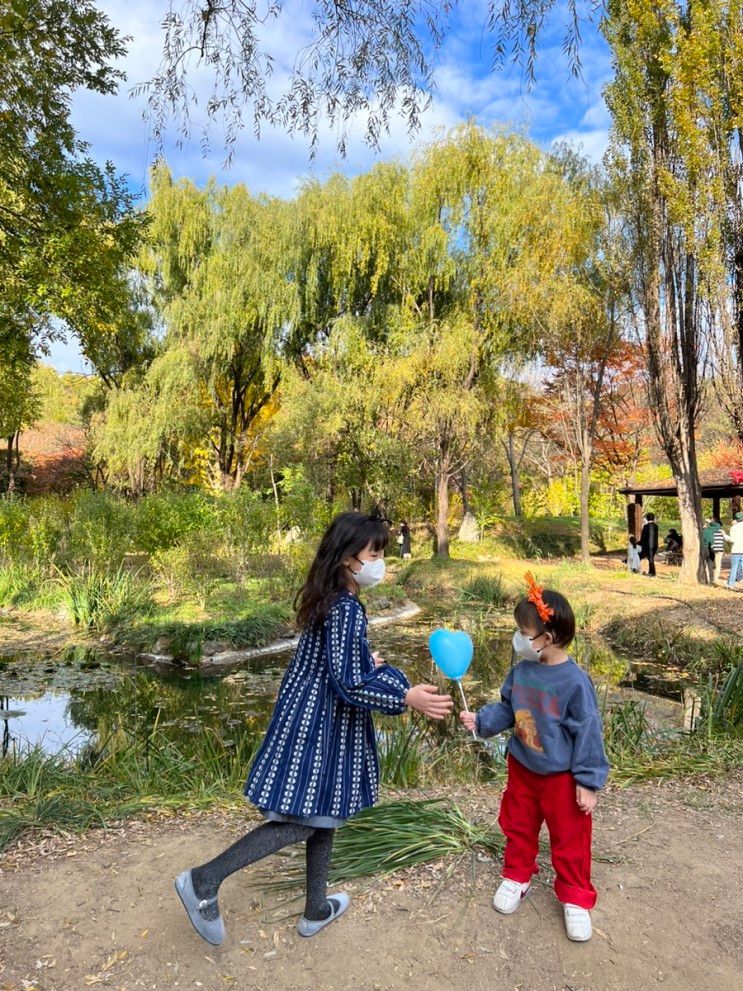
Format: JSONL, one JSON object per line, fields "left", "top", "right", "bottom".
{"left": 324, "top": 597, "right": 412, "bottom": 714}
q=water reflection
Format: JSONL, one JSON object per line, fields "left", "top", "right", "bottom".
{"left": 0, "top": 613, "right": 515, "bottom": 759}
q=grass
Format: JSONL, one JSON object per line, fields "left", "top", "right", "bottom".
{"left": 609, "top": 734, "right": 743, "bottom": 785}
{"left": 260, "top": 798, "right": 504, "bottom": 896}
{"left": 459, "top": 573, "right": 512, "bottom": 606}
{"left": 5, "top": 518, "right": 743, "bottom": 854}
{"left": 713, "top": 661, "right": 743, "bottom": 732}
{"left": 55, "top": 563, "right": 154, "bottom": 632}
{"left": 0, "top": 724, "right": 260, "bottom": 853}
{"left": 118, "top": 602, "right": 293, "bottom": 659}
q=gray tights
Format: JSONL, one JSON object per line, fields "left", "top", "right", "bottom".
{"left": 191, "top": 821, "right": 335, "bottom": 921}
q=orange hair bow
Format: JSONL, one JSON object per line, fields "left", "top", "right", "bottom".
{"left": 524, "top": 572, "right": 554, "bottom": 624}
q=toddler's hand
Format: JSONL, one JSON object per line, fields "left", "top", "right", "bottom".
{"left": 371, "top": 651, "right": 385, "bottom": 667}
{"left": 575, "top": 785, "right": 597, "bottom": 814}
{"left": 459, "top": 710, "right": 477, "bottom": 733}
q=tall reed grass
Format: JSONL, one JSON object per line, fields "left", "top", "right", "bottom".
{"left": 0, "top": 724, "right": 260, "bottom": 853}
{"left": 55, "top": 563, "right": 153, "bottom": 631}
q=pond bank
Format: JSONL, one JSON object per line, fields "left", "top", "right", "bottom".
{"left": 139, "top": 602, "right": 423, "bottom": 675}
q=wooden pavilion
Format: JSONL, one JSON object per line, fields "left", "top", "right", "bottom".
{"left": 619, "top": 469, "right": 743, "bottom": 539}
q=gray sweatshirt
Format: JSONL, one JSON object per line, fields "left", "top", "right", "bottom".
{"left": 476, "top": 658, "right": 610, "bottom": 790}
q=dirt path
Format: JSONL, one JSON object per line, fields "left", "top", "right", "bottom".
{"left": 2, "top": 774, "right": 741, "bottom": 991}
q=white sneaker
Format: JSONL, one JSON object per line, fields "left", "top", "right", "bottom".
{"left": 493, "top": 878, "right": 531, "bottom": 914}
{"left": 564, "top": 903, "right": 592, "bottom": 941}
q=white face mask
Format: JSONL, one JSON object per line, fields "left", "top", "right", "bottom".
{"left": 512, "top": 631, "right": 543, "bottom": 662}
{"left": 351, "top": 557, "right": 386, "bottom": 587}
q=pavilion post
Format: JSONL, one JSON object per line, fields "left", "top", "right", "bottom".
{"left": 627, "top": 494, "right": 643, "bottom": 541}
{"left": 733, "top": 494, "right": 742, "bottom": 517}
{"left": 713, "top": 496, "right": 721, "bottom": 522}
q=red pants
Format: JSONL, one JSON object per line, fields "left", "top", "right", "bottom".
{"left": 498, "top": 753, "right": 596, "bottom": 909}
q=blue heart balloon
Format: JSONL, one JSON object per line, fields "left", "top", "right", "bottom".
{"left": 428, "top": 628, "right": 474, "bottom": 681}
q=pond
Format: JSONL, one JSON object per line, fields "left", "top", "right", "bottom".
{"left": 0, "top": 611, "right": 516, "bottom": 760}
{"left": 1, "top": 607, "right": 686, "bottom": 763}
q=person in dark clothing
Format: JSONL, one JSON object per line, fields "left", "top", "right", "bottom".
{"left": 639, "top": 513, "right": 659, "bottom": 576}
{"left": 664, "top": 528, "right": 683, "bottom": 553}
{"left": 398, "top": 520, "right": 412, "bottom": 559}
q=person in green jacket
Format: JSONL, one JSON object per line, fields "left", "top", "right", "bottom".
{"left": 702, "top": 518, "right": 718, "bottom": 583}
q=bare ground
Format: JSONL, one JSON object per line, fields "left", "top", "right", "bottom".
{"left": 1, "top": 773, "right": 741, "bottom": 991}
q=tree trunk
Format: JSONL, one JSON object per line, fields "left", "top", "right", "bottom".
{"left": 506, "top": 431, "right": 523, "bottom": 517}
{"left": 644, "top": 208, "right": 706, "bottom": 584}
{"left": 579, "top": 448, "right": 591, "bottom": 564}
{"left": 676, "top": 464, "right": 706, "bottom": 585}
{"left": 5, "top": 435, "right": 15, "bottom": 493}
{"left": 435, "top": 469, "right": 450, "bottom": 558}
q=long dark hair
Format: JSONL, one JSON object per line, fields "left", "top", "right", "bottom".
{"left": 295, "top": 511, "right": 389, "bottom": 629}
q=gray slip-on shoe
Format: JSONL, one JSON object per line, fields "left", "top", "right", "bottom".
{"left": 297, "top": 893, "right": 350, "bottom": 938}
{"left": 174, "top": 869, "right": 226, "bottom": 946}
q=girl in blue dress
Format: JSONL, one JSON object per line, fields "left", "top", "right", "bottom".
{"left": 175, "top": 511, "right": 453, "bottom": 944}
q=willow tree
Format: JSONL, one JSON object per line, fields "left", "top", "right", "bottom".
{"left": 144, "top": 1, "right": 601, "bottom": 158}
{"left": 270, "top": 317, "right": 408, "bottom": 513}
{"left": 603, "top": 0, "right": 734, "bottom": 584}
{"left": 384, "top": 126, "right": 585, "bottom": 556}
{"left": 137, "top": 166, "right": 298, "bottom": 488}
{"left": 273, "top": 161, "right": 414, "bottom": 507}
{"left": 539, "top": 151, "right": 632, "bottom": 563}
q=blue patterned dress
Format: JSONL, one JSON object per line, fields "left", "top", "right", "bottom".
{"left": 244, "top": 591, "right": 411, "bottom": 825}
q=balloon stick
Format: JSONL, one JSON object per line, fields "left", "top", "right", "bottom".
{"left": 457, "top": 680, "right": 477, "bottom": 740}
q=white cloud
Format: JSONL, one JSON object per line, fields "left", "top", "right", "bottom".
{"left": 550, "top": 127, "right": 610, "bottom": 163}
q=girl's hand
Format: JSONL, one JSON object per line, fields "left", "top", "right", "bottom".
{"left": 575, "top": 785, "right": 597, "bottom": 815}
{"left": 459, "top": 710, "right": 477, "bottom": 733}
{"left": 371, "top": 651, "right": 385, "bottom": 667}
{"left": 405, "top": 684, "right": 453, "bottom": 720}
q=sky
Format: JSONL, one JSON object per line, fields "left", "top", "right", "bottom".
{"left": 51, "top": 0, "right": 613, "bottom": 373}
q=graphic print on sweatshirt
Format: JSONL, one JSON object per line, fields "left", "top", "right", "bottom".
{"left": 514, "top": 708, "right": 544, "bottom": 751}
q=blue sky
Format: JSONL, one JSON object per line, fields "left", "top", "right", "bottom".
{"left": 52, "top": 0, "right": 612, "bottom": 372}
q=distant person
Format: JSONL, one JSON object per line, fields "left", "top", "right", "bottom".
{"left": 639, "top": 512, "right": 659, "bottom": 576}
{"left": 399, "top": 520, "right": 412, "bottom": 559}
{"left": 626, "top": 535, "right": 641, "bottom": 574}
{"left": 702, "top": 518, "right": 726, "bottom": 584}
{"left": 664, "top": 528, "right": 683, "bottom": 553}
{"left": 711, "top": 518, "right": 727, "bottom": 583}
{"left": 726, "top": 511, "right": 743, "bottom": 589}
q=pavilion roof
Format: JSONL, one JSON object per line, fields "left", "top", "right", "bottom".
{"left": 619, "top": 468, "right": 743, "bottom": 498}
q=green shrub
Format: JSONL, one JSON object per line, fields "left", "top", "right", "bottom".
{"left": 0, "top": 564, "right": 37, "bottom": 606}
{"left": 67, "top": 491, "right": 133, "bottom": 567}
{"left": 27, "top": 497, "right": 67, "bottom": 566}
{"left": 131, "top": 492, "right": 220, "bottom": 554}
{"left": 151, "top": 531, "right": 234, "bottom": 608}
{"left": 0, "top": 497, "right": 33, "bottom": 565}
